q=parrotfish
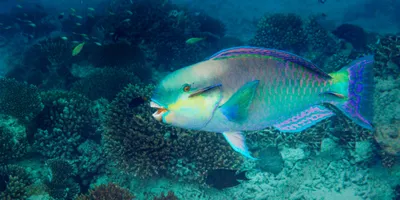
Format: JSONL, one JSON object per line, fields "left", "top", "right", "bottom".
{"left": 150, "top": 46, "right": 374, "bottom": 159}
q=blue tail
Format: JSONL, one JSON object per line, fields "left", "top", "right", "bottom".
{"left": 329, "top": 55, "right": 374, "bottom": 130}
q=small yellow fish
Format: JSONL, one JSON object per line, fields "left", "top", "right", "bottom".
{"left": 185, "top": 37, "right": 204, "bottom": 44}
{"left": 88, "top": 7, "right": 95, "bottom": 11}
{"left": 72, "top": 42, "right": 85, "bottom": 56}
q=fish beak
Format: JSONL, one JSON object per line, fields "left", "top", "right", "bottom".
{"left": 150, "top": 101, "right": 168, "bottom": 122}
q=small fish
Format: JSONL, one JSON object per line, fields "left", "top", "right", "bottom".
{"left": 76, "top": 15, "right": 83, "bottom": 19}
{"left": 70, "top": 8, "right": 76, "bottom": 13}
{"left": 108, "top": 11, "right": 115, "bottom": 15}
{"left": 185, "top": 37, "right": 204, "bottom": 44}
{"left": 23, "top": 13, "right": 28, "bottom": 17}
{"left": 80, "top": 33, "right": 88, "bottom": 37}
{"left": 0, "top": 23, "right": 3, "bottom": 26}
{"left": 72, "top": 41, "right": 80, "bottom": 44}
{"left": 4, "top": 26, "right": 12, "bottom": 30}
{"left": 72, "top": 42, "right": 85, "bottom": 56}
{"left": 150, "top": 46, "right": 375, "bottom": 160}
{"left": 88, "top": 7, "right": 95, "bottom": 11}
{"left": 87, "top": 14, "right": 94, "bottom": 18}
{"left": 75, "top": 23, "right": 82, "bottom": 26}
{"left": 122, "top": 18, "right": 131, "bottom": 23}
{"left": 94, "top": 42, "right": 102, "bottom": 46}
{"left": 16, "top": 4, "right": 23, "bottom": 9}
{"left": 28, "top": 23, "right": 36, "bottom": 27}
{"left": 126, "top": 10, "right": 133, "bottom": 15}
{"left": 61, "top": 36, "right": 68, "bottom": 41}
{"left": 205, "top": 169, "right": 249, "bottom": 190}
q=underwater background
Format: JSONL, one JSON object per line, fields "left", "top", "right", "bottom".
{"left": 0, "top": 0, "right": 399, "bottom": 199}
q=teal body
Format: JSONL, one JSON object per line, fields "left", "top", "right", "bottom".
{"left": 150, "top": 46, "right": 374, "bottom": 159}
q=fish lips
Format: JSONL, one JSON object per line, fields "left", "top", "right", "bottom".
{"left": 150, "top": 100, "right": 168, "bottom": 122}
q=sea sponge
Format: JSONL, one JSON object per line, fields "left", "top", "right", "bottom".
{"left": 0, "top": 78, "right": 43, "bottom": 123}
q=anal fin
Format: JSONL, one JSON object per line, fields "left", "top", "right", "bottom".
{"left": 273, "top": 105, "right": 335, "bottom": 132}
{"left": 222, "top": 131, "right": 257, "bottom": 160}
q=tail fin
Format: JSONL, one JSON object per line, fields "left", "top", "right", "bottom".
{"left": 328, "top": 55, "right": 374, "bottom": 130}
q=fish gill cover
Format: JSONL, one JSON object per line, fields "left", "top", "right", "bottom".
{"left": 0, "top": 0, "right": 398, "bottom": 199}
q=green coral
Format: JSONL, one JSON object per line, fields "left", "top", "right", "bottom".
{"left": 0, "top": 115, "right": 28, "bottom": 164}
{"left": 103, "top": 84, "right": 242, "bottom": 182}
{"left": 0, "top": 78, "right": 43, "bottom": 123}
{"left": 0, "top": 165, "right": 33, "bottom": 200}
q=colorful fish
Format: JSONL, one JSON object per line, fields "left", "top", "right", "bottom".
{"left": 72, "top": 42, "right": 85, "bottom": 56}
{"left": 150, "top": 46, "right": 374, "bottom": 159}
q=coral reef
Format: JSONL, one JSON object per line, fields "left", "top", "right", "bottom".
{"left": 332, "top": 24, "right": 367, "bottom": 50}
{"left": 103, "top": 84, "right": 242, "bottom": 181}
{"left": 374, "top": 34, "right": 400, "bottom": 78}
{"left": 33, "top": 90, "right": 98, "bottom": 159}
{"left": 0, "top": 114, "right": 28, "bottom": 164}
{"left": 44, "top": 159, "right": 80, "bottom": 200}
{"left": 250, "top": 13, "right": 307, "bottom": 53}
{"left": 0, "top": 78, "right": 44, "bottom": 123}
{"left": 76, "top": 183, "right": 135, "bottom": 200}
{"left": 0, "top": 165, "right": 33, "bottom": 200}
{"left": 71, "top": 67, "right": 140, "bottom": 101}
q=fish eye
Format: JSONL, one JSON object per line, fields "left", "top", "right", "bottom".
{"left": 182, "top": 84, "right": 191, "bottom": 92}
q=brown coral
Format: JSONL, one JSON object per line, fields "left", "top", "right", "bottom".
{"left": 76, "top": 183, "right": 135, "bottom": 200}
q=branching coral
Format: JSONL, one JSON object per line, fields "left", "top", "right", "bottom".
{"left": 0, "top": 165, "right": 33, "bottom": 200}
{"left": 76, "top": 183, "right": 135, "bottom": 200}
{"left": 71, "top": 67, "right": 140, "bottom": 101}
{"left": 33, "top": 90, "right": 98, "bottom": 159}
{"left": 0, "top": 114, "right": 28, "bottom": 164}
{"left": 0, "top": 78, "right": 44, "bottom": 123}
{"left": 250, "top": 13, "right": 307, "bottom": 53}
{"left": 44, "top": 159, "right": 80, "bottom": 200}
{"left": 103, "top": 84, "right": 242, "bottom": 181}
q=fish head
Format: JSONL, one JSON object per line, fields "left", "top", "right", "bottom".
{"left": 150, "top": 65, "right": 222, "bottom": 130}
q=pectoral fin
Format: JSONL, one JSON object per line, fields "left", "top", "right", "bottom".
{"left": 222, "top": 131, "right": 257, "bottom": 160}
{"left": 220, "top": 80, "right": 259, "bottom": 123}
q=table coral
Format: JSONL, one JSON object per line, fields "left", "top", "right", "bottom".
{"left": 0, "top": 78, "right": 44, "bottom": 123}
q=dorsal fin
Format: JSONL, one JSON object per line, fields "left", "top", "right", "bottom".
{"left": 206, "top": 46, "right": 332, "bottom": 79}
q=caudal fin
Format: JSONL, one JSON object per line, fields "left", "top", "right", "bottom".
{"left": 329, "top": 55, "right": 374, "bottom": 130}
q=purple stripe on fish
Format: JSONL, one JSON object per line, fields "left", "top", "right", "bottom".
{"left": 206, "top": 46, "right": 332, "bottom": 79}
{"left": 273, "top": 105, "right": 335, "bottom": 132}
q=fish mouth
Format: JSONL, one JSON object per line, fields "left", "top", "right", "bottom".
{"left": 150, "top": 101, "right": 168, "bottom": 122}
